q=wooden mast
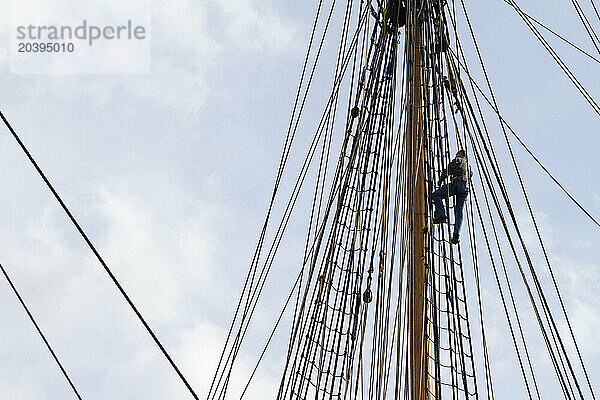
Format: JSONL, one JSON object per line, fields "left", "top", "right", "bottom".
{"left": 406, "top": 2, "right": 432, "bottom": 399}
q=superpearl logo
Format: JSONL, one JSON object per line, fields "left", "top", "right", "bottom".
{"left": 11, "top": 0, "right": 151, "bottom": 73}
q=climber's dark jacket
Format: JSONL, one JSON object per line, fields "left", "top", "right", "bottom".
{"left": 439, "top": 156, "right": 472, "bottom": 187}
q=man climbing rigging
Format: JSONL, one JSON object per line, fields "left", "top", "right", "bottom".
{"left": 431, "top": 149, "right": 472, "bottom": 245}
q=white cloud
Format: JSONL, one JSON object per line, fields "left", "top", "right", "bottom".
{"left": 1, "top": 0, "right": 302, "bottom": 115}
{"left": 0, "top": 177, "right": 242, "bottom": 398}
{"left": 174, "top": 320, "right": 280, "bottom": 399}
{"left": 517, "top": 210, "right": 554, "bottom": 250}
{"left": 555, "top": 255, "right": 600, "bottom": 356}
{"left": 215, "top": 0, "right": 300, "bottom": 54}
{"left": 0, "top": 378, "right": 41, "bottom": 400}
{"left": 590, "top": 190, "right": 600, "bottom": 212}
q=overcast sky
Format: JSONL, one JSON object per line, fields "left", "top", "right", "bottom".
{"left": 0, "top": 0, "right": 599, "bottom": 399}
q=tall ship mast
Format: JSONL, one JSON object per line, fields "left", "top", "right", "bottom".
{"left": 208, "top": 0, "right": 599, "bottom": 398}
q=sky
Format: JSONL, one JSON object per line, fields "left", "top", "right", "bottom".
{"left": 0, "top": 0, "right": 599, "bottom": 399}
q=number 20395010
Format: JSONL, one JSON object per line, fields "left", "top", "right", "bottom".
{"left": 18, "top": 42, "right": 74, "bottom": 53}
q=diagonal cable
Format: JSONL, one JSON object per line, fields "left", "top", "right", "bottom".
{"left": 0, "top": 261, "right": 82, "bottom": 399}
{"left": 0, "top": 110, "right": 199, "bottom": 400}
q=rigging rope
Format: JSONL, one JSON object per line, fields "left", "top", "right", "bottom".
{"left": 504, "top": 3, "right": 600, "bottom": 66}
{"left": 0, "top": 261, "right": 82, "bottom": 399}
{"left": 459, "top": 1, "right": 597, "bottom": 387}
{"left": 446, "top": 49, "right": 600, "bottom": 231}
{"left": 453, "top": 1, "right": 596, "bottom": 394}
{"left": 0, "top": 111, "right": 199, "bottom": 400}
{"left": 504, "top": 0, "right": 600, "bottom": 118}
{"left": 215, "top": 0, "right": 599, "bottom": 398}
